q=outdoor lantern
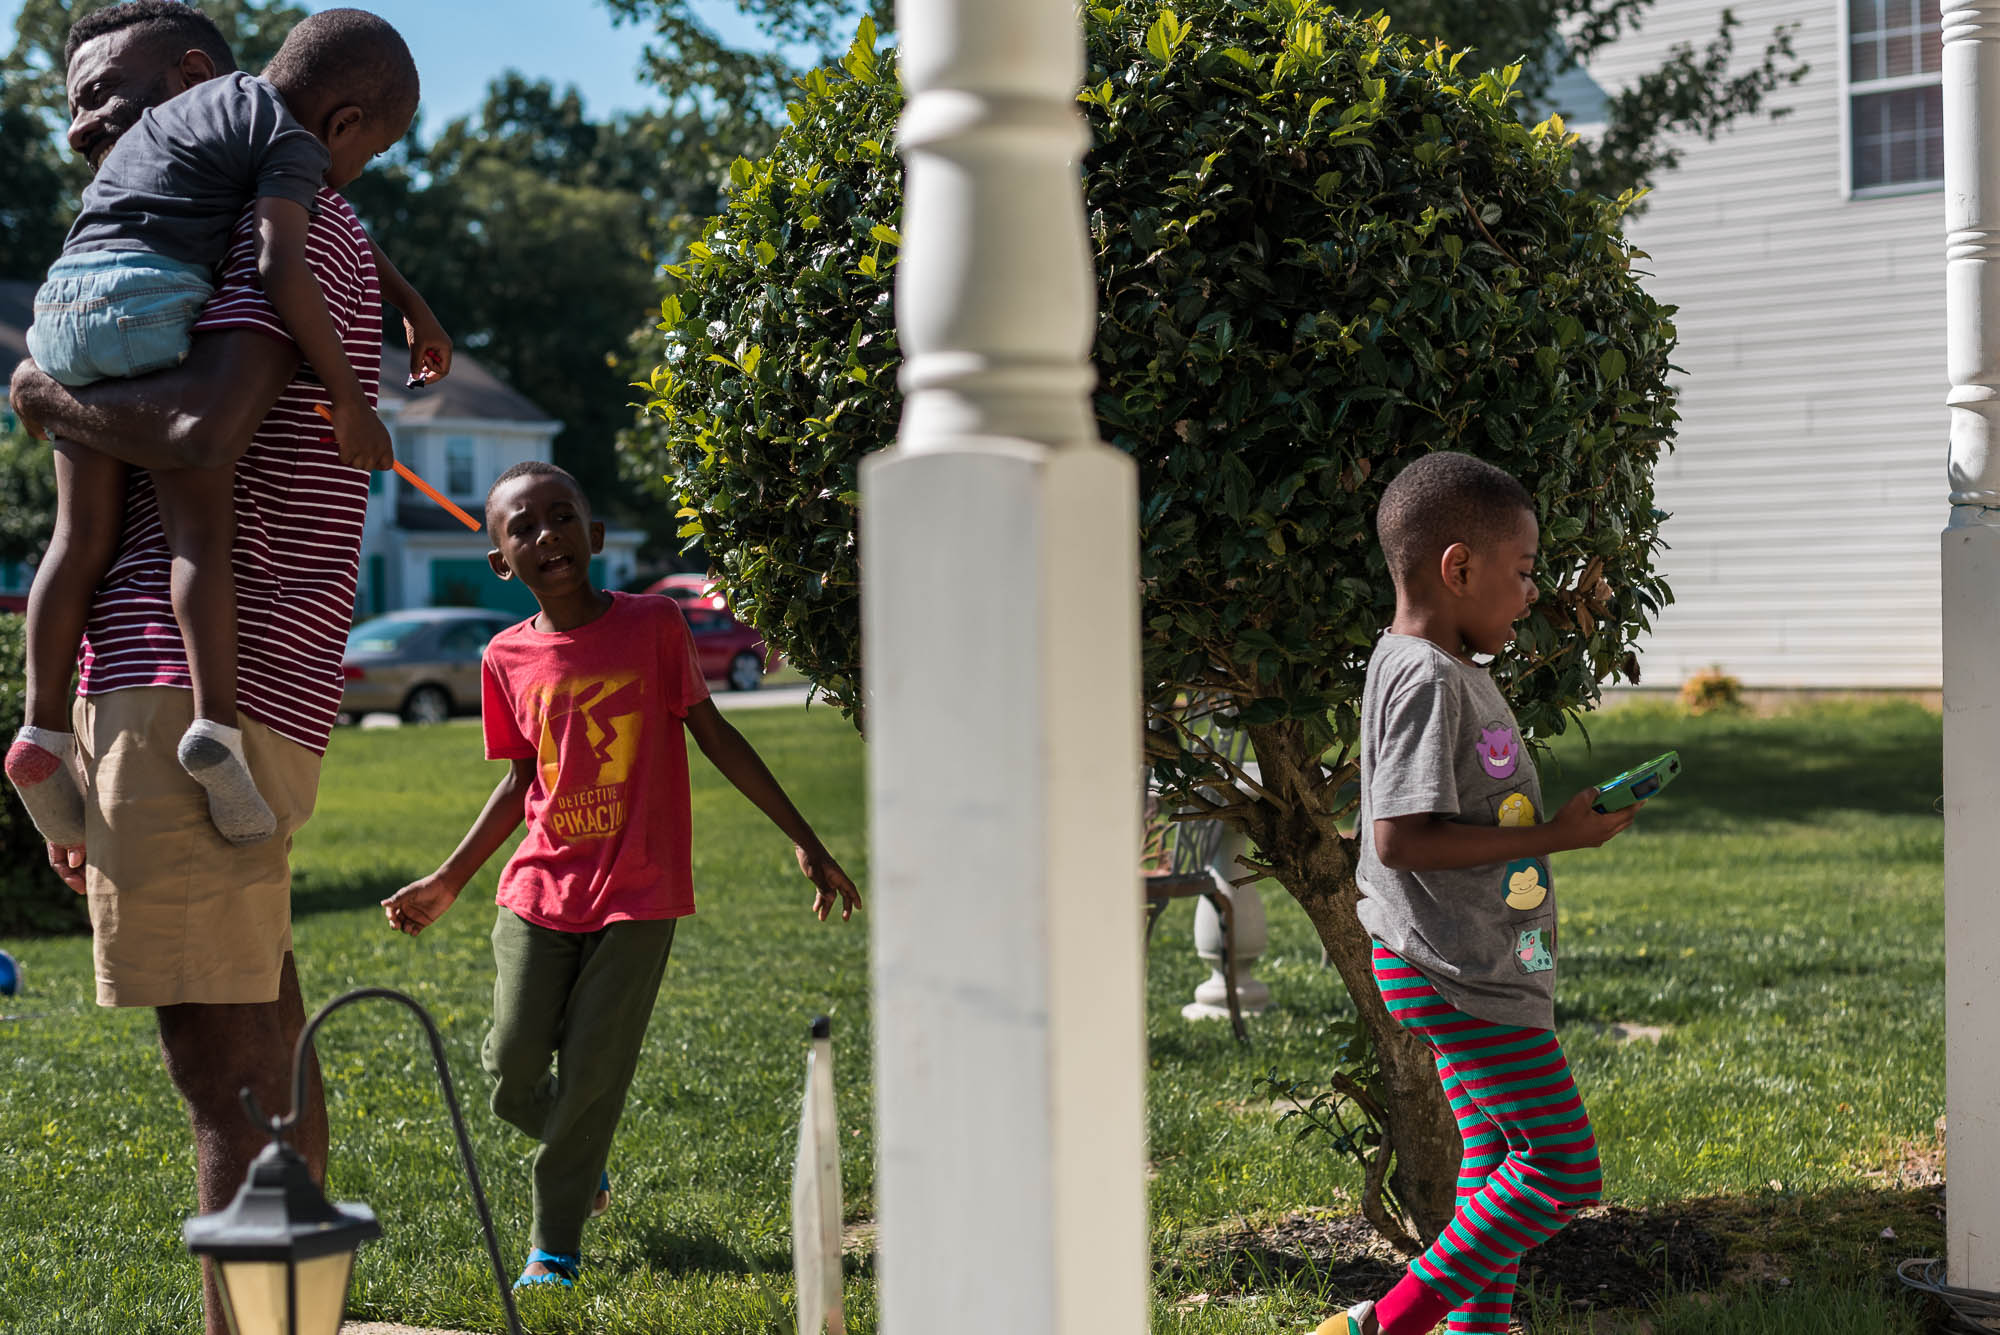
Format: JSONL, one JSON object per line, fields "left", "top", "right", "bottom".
{"left": 183, "top": 1133, "right": 380, "bottom": 1335}
{"left": 181, "top": 986, "right": 525, "bottom": 1335}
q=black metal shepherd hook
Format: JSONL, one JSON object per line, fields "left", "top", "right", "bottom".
{"left": 243, "top": 986, "right": 526, "bottom": 1335}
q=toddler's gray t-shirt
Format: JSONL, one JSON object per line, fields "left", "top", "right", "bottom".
{"left": 63, "top": 72, "right": 329, "bottom": 270}
{"left": 1356, "top": 633, "right": 1555, "bottom": 1029}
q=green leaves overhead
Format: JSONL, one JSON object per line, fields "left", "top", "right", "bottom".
{"left": 623, "top": 20, "right": 900, "bottom": 715}
{"left": 624, "top": 1, "right": 1678, "bottom": 743}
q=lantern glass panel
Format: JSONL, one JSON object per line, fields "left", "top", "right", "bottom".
{"left": 215, "top": 1252, "right": 356, "bottom": 1335}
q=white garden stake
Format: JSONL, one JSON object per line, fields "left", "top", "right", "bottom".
{"left": 792, "top": 1016, "right": 844, "bottom": 1335}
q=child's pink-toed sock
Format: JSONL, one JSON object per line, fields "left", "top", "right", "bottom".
{"left": 5, "top": 727, "right": 86, "bottom": 846}
{"left": 1374, "top": 1272, "right": 1453, "bottom": 1335}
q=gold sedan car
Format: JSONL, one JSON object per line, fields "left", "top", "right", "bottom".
{"left": 339, "top": 608, "right": 520, "bottom": 724}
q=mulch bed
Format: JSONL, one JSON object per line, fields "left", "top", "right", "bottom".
{"left": 1169, "top": 1203, "right": 1725, "bottom": 1314}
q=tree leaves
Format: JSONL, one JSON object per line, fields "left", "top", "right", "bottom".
{"left": 1146, "top": 8, "right": 1188, "bottom": 66}
{"left": 624, "top": 2, "right": 1679, "bottom": 748}
{"left": 620, "top": 45, "right": 904, "bottom": 716}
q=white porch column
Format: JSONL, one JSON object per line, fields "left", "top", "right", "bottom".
{"left": 863, "top": 0, "right": 1146, "bottom": 1330}
{"left": 1942, "top": 0, "right": 2000, "bottom": 1291}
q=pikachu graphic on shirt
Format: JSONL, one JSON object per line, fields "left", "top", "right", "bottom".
{"left": 528, "top": 674, "right": 645, "bottom": 842}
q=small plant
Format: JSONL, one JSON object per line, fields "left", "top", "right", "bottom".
{"left": 1257, "top": 1016, "right": 1421, "bottom": 1255}
{"left": 1680, "top": 665, "right": 1743, "bottom": 715}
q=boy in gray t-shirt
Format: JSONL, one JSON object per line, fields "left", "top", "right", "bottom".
{"left": 1357, "top": 632, "right": 1557, "bottom": 1026}
{"left": 7, "top": 11, "right": 451, "bottom": 850}
{"left": 1318, "top": 451, "right": 1641, "bottom": 1335}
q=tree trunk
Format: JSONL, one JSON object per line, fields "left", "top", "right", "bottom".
{"left": 1243, "top": 721, "right": 1461, "bottom": 1249}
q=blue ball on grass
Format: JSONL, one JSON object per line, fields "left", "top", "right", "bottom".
{"left": 0, "top": 949, "right": 18, "bottom": 998}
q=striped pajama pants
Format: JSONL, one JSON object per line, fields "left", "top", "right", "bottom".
{"left": 1374, "top": 945, "right": 1602, "bottom": 1335}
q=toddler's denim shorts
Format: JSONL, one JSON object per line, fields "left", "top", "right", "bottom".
{"left": 25, "top": 250, "right": 215, "bottom": 388}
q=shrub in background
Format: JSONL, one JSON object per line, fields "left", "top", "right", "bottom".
{"left": 0, "top": 614, "right": 86, "bottom": 936}
{"left": 1680, "top": 665, "right": 1744, "bottom": 715}
{"left": 623, "top": 0, "right": 1679, "bottom": 1241}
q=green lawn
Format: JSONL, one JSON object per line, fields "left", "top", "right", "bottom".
{"left": 0, "top": 701, "right": 1949, "bottom": 1333}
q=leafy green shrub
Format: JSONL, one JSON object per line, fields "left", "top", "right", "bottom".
{"left": 627, "top": 5, "right": 1674, "bottom": 731}
{"left": 0, "top": 613, "right": 86, "bottom": 936}
{"left": 623, "top": 20, "right": 900, "bottom": 711}
{"left": 1680, "top": 664, "right": 1744, "bottom": 715}
{"left": 623, "top": 0, "right": 1679, "bottom": 1238}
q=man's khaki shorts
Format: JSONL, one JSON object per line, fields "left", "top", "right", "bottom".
{"left": 74, "top": 688, "right": 322, "bottom": 1008}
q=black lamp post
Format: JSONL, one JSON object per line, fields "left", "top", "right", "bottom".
{"left": 182, "top": 987, "right": 526, "bottom": 1335}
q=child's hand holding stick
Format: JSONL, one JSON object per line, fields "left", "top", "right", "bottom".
{"left": 314, "top": 401, "right": 482, "bottom": 531}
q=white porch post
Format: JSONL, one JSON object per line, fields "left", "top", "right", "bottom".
{"left": 1942, "top": 0, "right": 2000, "bottom": 1291}
{"left": 862, "top": 0, "right": 1147, "bottom": 1329}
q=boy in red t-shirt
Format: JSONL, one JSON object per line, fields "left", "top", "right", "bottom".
{"left": 381, "top": 460, "right": 862, "bottom": 1289}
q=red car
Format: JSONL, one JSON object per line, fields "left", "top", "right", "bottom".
{"left": 640, "top": 575, "right": 773, "bottom": 691}
{"left": 644, "top": 572, "right": 724, "bottom": 608}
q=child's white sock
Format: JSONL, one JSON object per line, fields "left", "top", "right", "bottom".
{"left": 4, "top": 726, "right": 86, "bottom": 846}
{"left": 177, "top": 720, "right": 276, "bottom": 846}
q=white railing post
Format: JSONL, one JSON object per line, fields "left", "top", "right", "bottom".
{"left": 863, "top": 0, "right": 1147, "bottom": 1330}
{"left": 1942, "top": 0, "right": 2000, "bottom": 1292}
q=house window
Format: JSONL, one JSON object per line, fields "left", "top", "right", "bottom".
{"left": 445, "top": 437, "right": 477, "bottom": 497}
{"left": 1847, "top": 0, "right": 1943, "bottom": 193}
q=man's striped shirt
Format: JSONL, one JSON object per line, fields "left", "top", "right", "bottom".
{"left": 78, "top": 187, "right": 378, "bottom": 755}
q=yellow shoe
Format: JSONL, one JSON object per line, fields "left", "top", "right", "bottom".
{"left": 1314, "top": 1300, "right": 1377, "bottom": 1335}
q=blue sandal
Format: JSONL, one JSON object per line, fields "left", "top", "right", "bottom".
{"left": 514, "top": 1248, "right": 580, "bottom": 1289}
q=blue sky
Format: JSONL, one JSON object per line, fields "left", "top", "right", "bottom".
{"left": 0, "top": 0, "right": 795, "bottom": 128}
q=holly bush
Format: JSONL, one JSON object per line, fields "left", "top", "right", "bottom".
{"left": 624, "top": 0, "right": 1676, "bottom": 745}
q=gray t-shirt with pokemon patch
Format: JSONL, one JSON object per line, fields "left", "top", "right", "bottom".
{"left": 1356, "top": 633, "right": 1556, "bottom": 1029}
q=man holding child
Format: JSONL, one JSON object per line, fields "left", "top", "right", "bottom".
{"left": 8, "top": 5, "right": 409, "bottom": 1331}
{"left": 10, "top": 2, "right": 862, "bottom": 1322}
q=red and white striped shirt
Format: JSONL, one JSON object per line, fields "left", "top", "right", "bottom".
{"left": 78, "top": 187, "right": 378, "bottom": 756}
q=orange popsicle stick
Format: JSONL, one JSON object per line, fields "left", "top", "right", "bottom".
{"left": 315, "top": 403, "right": 481, "bottom": 532}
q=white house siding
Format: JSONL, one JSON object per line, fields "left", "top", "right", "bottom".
{"left": 1580, "top": 0, "right": 1944, "bottom": 688}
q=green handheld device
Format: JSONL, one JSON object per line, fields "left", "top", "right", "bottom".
{"left": 1590, "top": 751, "right": 1681, "bottom": 813}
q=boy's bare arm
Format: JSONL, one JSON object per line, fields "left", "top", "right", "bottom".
{"left": 684, "top": 699, "right": 863, "bottom": 921}
{"left": 382, "top": 758, "right": 533, "bottom": 935}
{"left": 8, "top": 330, "right": 296, "bottom": 472}
{"left": 252, "top": 198, "right": 392, "bottom": 469}
{"left": 367, "top": 238, "right": 453, "bottom": 384}
{"left": 1374, "top": 789, "right": 1640, "bottom": 872}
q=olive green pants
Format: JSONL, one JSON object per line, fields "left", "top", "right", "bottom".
{"left": 483, "top": 908, "right": 677, "bottom": 1255}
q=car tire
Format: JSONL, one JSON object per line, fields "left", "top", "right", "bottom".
{"left": 728, "top": 651, "right": 764, "bottom": 692}
{"left": 402, "top": 684, "right": 452, "bottom": 725}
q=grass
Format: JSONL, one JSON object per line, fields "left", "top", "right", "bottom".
{"left": 0, "top": 700, "right": 1950, "bottom": 1333}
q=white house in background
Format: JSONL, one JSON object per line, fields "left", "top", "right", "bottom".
{"left": 1568, "top": 0, "right": 1944, "bottom": 689}
{"left": 0, "top": 287, "right": 642, "bottom": 621}
{"left": 364, "top": 347, "right": 643, "bottom": 620}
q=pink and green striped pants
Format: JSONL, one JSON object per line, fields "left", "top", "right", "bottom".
{"left": 1374, "top": 944, "right": 1602, "bottom": 1335}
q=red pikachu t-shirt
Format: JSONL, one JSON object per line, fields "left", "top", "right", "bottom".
{"left": 481, "top": 592, "right": 712, "bottom": 931}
